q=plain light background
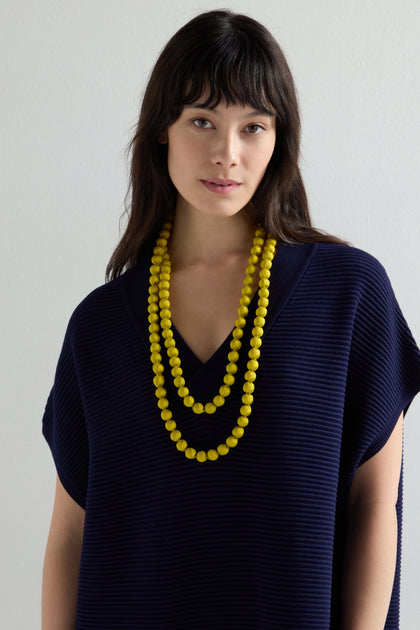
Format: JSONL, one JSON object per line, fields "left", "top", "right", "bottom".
{"left": 1, "top": 1, "right": 419, "bottom": 627}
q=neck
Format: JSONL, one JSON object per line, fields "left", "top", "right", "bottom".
{"left": 168, "top": 203, "right": 257, "bottom": 269}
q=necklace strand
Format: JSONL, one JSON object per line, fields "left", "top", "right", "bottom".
{"left": 148, "top": 221, "right": 276, "bottom": 462}
{"left": 156, "top": 225, "right": 266, "bottom": 413}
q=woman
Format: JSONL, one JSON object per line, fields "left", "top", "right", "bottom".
{"left": 41, "top": 10, "right": 420, "bottom": 629}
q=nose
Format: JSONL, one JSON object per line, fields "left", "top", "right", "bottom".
{"left": 210, "top": 130, "right": 239, "bottom": 168}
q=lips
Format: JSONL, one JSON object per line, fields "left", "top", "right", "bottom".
{"left": 200, "top": 178, "right": 241, "bottom": 194}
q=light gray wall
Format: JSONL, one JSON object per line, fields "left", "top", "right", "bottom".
{"left": 1, "top": 1, "right": 419, "bottom": 627}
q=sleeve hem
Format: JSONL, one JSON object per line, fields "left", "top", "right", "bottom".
{"left": 42, "top": 421, "right": 87, "bottom": 510}
{"left": 360, "top": 385, "right": 420, "bottom": 465}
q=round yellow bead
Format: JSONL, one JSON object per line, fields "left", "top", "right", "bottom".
{"left": 219, "top": 385, "right": 230, "bottom": 397}
{"left": 260, "top": 278, "right": 270, "bottom": 288}
{"left": 157, "top": 398, "right": 169, "bottom": 409}
{"left": 244, "top": 370, "right": 257, "bottom": 382}
{"left": 237, "top": 416, "right": 249, "bottom": 428}
{"left": 167, "top": 346, "right": 178, "bottom": 358}
{"left": 169, "top": 356, "right": 181, "bottom": 367}
{"left": 155, "top": 387, "right": 167, "bottom": 398}
{"left": 237, "top": 305, "right": 248, "bottom": 317}
{"left": 170, "top": 429, "right": 181, "bottom": 442}
{"left": 232, "top": 328, "right": 243, "bottom": 339}
{"left": 242, "top": 393, "right": 253, "bottom": 405}
{"left": 159, "top": 299, "right": 170, "bottom": 309}
{"left": 185, "top": 448, "right": 196, "bottom": 459}
{"left": 162, "top": 328, "right": 173, "bottom": 339}
{"left": 161, "top": 319, "right": 172, "bottom": 330}
{"left": 266, "top": 237, "right": 277, "bottom": 246}
{"left": 255, "top": 227, "right": 266, "bottom": 237}
{"left": 159, "top": 281, "right": 170, "bottom": 290}
{"left": 153, "top": 363, "right": 164, "bottom": 375}
{"left": 184, "top": 396, "right": 194, "bottom": 407}
{"left": 249, "top": 254, "right": 259, "bottom": 265}
{"left": 148, "top": 313, "right": 159, "bottom": 324}
{"left": 196, "top": 451, "right": 208, "bottom": 462}
{"left": 259, "top": 288, "right": 269, "bottom": 298}
{"left": 228, "top": 350, "right": 239, "bottom": 362}
{"left": 256, "top": 307, "right": 267, "bottom": 318}
{"left": 213, "top": 395, "right": 225, "bottom": 407}
{"left": 261, "top": 259, "right": 272, "bottom": 270}
{"left": 171, "top": 366, "right": 183, "bottom": 377}
{"left": 149, "top": 332, "right": 160, "bottom": 344}
{"left": 252, "top": 326, "right": 264, "bottom": 338}
{"left": 207, "top": 449, "right": 219, "bottom": 461}
{"left": 243, "top": 381, "right": 255, "bottom": 393}
{"left": 151, "top": 255, "right": 163, "bottom": 265}
{"left": 246, "top": 264, "right": 256, "bottom": 275}
{"left": 235, "top": 317, "right": 247, "bottom": 328}
{"left": 250, "top": 246, "right": 262, "bottom": 256}
{"left": 160, "top": 272, "right": 170, "bottom": 281}
{"left": 164, "top": 338, "right": 175, "bottom": 349}
{"left": 150, "top": 342, "right": 161, "bottom": 354}
{"left": 226, "top": 436, "right": 238, "bottom": 448}
{"left": 226, "top": 362, "right": 238, "bottom": 375}
{"left": 243, "top": 276, "right": 254, "bottom": 286}
{"left": 148, "top": 303, "right": 158, "bottom": 313}
{"left": 150, "top": 264, "right": 160, "bottom": 275}
{"left": 230, "top": 338, "right": 242, "bottom": 351}
{"left": 254, "top": 317, "right": 265, "bottom": 328}
{"left": 174, "top": 375, "right": 185, "bottom": 388}
{"left": 165, "top": 420, "right": 176, "bottom": 431}
{"left": 254, "top": 237, "right": 264, "bottom": 247}
{"left": 217, "top": 444, "right": 230, "bottom": 456}
{"left": 223, "top": 374, "right": 235, "bottom": 386}
{"left": 232, "top": 426, "right": 244, "bottom": 438}
{"left": 161, "top": 409, "right": 172, "bottom": 421}
{"left": 259, "top": 297, "right": 269, "bottom": 308}
{"left": 192, "top": 402, "right": 204, "bottom": 414}
{"left": 161, "top": 308, "right": 171, "bottom": 319}
{"left": 176, "top": 439, "right": 187, "bottom": 452}
{"left": 250, "top": 337, "right": 262, "bottom": 348}
{"left": 156, "top": 238, "right": 167, "bottom": 247}
{"left": 240, "top": 294, "right": 251, "bottom": 306}
{"left": 248, "top": 348, "right": 260, "bottom": 359}
{"left": 151, "top": 352, "right": 162, "bottom": 364}
{"left": 159, "top": 289, "right": 170, "bottom": 299}
{"left": 205, "top": 402, "right": 217, "bottom": 414}
{"left": 178, "top": 386, "right": 189, "bottom": 398}
{"left": 240, "top": 404, "right": 252, "bottom": 417}
{"left": 153, "top": 374, "right": 165, "bottom": 387}
{"left": 242, "top": 286, "right": 253, "bottom": 296}
{"left": 247, "top": 359, "right": 259, "bottom": 371}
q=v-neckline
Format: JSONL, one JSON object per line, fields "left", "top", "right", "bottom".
{"left": 119, "top": 239, "right": 318, "bottom": 375}
{"left": 169, "top": 285, "right": 261, "bottom": 368}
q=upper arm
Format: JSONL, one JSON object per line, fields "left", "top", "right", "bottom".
{"left": 48, "top": 474, "right": 85, "bottom": 545}
{"left": 348, "top": 412, "right": 403, "bottom": 514}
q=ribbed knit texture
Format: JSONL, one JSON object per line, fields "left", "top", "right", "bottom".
{"left": 42, "top": 241, "right": 420, "bottom": 629}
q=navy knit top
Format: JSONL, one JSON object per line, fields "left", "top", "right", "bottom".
{"left": 43, "top": 240, "right": 420, "bottom": 629}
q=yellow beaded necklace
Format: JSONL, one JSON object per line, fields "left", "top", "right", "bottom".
{"left": 148, "top": 220, "right": 276, "bottom": 462}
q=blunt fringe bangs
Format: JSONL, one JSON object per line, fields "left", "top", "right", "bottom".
{"left": 106, "top": 10, "right": 350, "bottom": 281}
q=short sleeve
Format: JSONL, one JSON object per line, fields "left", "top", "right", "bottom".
{"left": 344, "top": 257, "right": 420, "bottom": 467}
{"left": 42, "top": 321, "right": 89, "bottom": 509}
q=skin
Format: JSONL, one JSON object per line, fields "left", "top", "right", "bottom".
{"left": 42, "top": 100, "right": 403, "bottom": 628}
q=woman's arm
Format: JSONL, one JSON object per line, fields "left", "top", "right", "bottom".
{"left": 341, "top": 412, "right": 403, "bottom": 630}
{"left": 42, "top": 474, "right": 85, "bottom": 630}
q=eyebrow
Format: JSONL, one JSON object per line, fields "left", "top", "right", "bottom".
{"left": 185, "top": 104, "right": 275, "bottom": 117}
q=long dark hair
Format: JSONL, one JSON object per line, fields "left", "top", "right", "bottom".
{"left": 106, "top": 10, "right": 350, "bottom": 281}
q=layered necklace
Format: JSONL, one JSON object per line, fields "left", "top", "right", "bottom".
{"left": 148, "top": 220, "right": 276, "bottom": 462}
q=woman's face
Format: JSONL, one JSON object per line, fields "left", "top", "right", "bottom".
{"left": 163, "top": 100, "right": 276, "bottom": 219}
